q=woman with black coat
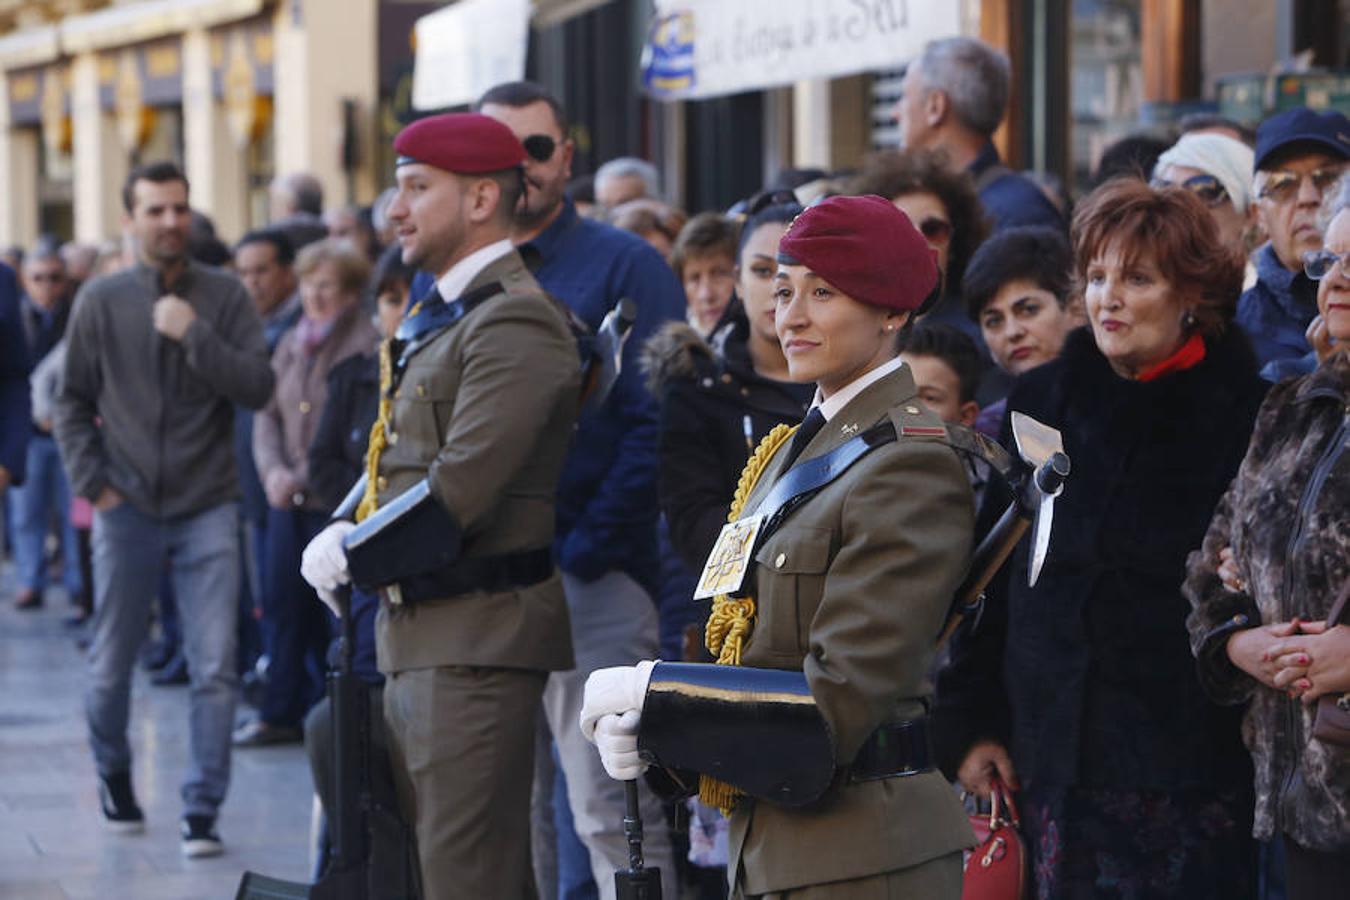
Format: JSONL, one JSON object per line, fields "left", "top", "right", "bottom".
{"left": 940, "top": 178, "right": 1268, "bottom": 897}
{"left": 646, "top": 201, "right": 815, "bottom": 576}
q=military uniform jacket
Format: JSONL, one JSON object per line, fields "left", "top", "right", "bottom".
{"left": 373, "top": 250, "right": 580, "bottom": 675}
{"left": 727, "top": 364, "right": 976, "bottom": 894}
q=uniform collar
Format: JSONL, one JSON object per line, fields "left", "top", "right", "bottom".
{"left": 812, "top": 355, "right": 907, "bottom": 422}
{"left": 435, "top": 239, "right": 514, "bottom": 302}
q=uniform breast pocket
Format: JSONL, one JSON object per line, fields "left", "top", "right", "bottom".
{"left": 396, "top": 361, "right": 460, "bottom": 442}
{"left": 752, "top": 526, "right": 833, "bottom": 656}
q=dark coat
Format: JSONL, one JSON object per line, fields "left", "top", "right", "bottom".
{"left": 939, "top": 326, "right": 1267, "bottom": 793}
{"left": 644, "top": 309, "right": 814, "bottom": 572}
{"left": 0, "top": 264, "right": 30, "bottom": 484}
{"left": 307, "top": 350, "right": 379, "bottom": 513}
{"left": 1185, "top": 351, "right": 1350, "bottom": 851}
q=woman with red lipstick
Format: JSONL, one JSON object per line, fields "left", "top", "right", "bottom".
{"left": 941, "top": 177, "right": 1268, "bottom": 898}
{"left": 1185, "top": 181, "right": 1350, "bottom": 898}
{"left": 583, "top": 194, "right": 977, "bottom": 897}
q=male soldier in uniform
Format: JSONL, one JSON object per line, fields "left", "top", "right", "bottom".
{"left": 300, "top": 113, "right": 580, "bottom": 899}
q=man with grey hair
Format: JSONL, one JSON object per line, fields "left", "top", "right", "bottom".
{"left": 594, "top": 156, "right": 661, "bottom": 211}
{"left": 268, "top": 172, "right": 328, "bottom": 251}
{"left": 893, "top": 36, "right": 1062, "bottom": 231}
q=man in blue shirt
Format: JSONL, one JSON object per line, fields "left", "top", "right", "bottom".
{"left": 893, "top": 36, "right": 1063, "bottom": 233}
{"left": 476, "top": 81, "right": 683, "bottom": 899}
{"left": 1238, "top": 107, "right": 1350, "bottom": 380}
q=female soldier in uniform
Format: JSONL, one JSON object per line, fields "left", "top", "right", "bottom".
{"left": 580, "top": 194, "right": 975, "bottom": 898}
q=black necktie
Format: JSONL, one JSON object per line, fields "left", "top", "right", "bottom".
{"left": 781, "top": 407, "right": 826, "bottom": 471}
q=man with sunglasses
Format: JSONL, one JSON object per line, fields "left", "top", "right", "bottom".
{"left": 471, "top": 80, "right": 684, "bottom": 899}
{"left": 1239, "top": 107, "right": 1350, "bottom": 380}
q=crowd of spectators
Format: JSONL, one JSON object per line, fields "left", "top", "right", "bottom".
{"left": 0, "top": 32, "right": 1346, "bottom": 900}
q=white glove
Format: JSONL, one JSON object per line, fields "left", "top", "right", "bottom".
{"left": 301, "top": 520, "right": 356, "bottom": 595}
{"left": 594, "top": 710, "right": 647, "bottom": 781}
{"left": 579, "top": 660, "right": 656, "bottom": 742}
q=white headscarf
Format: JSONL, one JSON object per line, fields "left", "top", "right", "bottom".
{"left": 1153, "top": 133, "right": 1256, "bottom": 213}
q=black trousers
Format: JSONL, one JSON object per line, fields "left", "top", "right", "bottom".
{"left": 1282, "top": 834, "right": 1350, "bottom": 900}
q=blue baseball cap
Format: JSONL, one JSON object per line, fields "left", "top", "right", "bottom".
{"left": 1253, "top": 107, "right": 1350, "bottom": 172}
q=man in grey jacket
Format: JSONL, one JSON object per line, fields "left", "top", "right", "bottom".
{"left": 54, "top": 161, "right": 274, "bottom": 858}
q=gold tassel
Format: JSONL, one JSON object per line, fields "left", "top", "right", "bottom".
{"left": 355, "top": 338, "right": 395, "bottom": 523}
{"left": 697, "top": 422, "right": 796, "bottom": 815}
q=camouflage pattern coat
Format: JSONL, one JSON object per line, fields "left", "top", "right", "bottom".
{"left": 1185, "top": 351, "right": 1350, "bottom": 851}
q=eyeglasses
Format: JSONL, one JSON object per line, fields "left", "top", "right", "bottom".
{"left": 1303, "top": 248, "right": 1346, "bottom": 280}
{"left": 744, "top": 189, "right": 799, "bottom": 215}
{"left": 1258, "top": 167, "right": 1344, "bottom": 203}
{"left": 1150, "top": 173, "right": 1231, "bottom": 208}
{"left": 521, "top": 134, "right": 557, "bottom": 163}
{"left": 916, "top": 217, "right": 953, "bottom": 245}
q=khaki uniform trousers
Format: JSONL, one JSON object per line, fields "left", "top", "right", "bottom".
{"left": 384, "top": 664, "right": 546, "bottom": 900}
{"left": 733, "top": 851, "right": 964, "bottom": 899}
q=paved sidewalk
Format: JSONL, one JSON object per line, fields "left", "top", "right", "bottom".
{"left": 0, "top": 567, "right": 313, "bottom": 899}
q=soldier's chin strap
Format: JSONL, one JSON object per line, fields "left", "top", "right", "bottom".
{"left": 638, "top": 662, "right": 836, "bottom": 808}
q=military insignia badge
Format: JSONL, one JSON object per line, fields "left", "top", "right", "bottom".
{"left": 694, "top": 513, "right": 765, "bottom": 600}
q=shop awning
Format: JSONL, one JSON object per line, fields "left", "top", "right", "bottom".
{"left": 641, "top": 0, "right": 962, "bottom": 101}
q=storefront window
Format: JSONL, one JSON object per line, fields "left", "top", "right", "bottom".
{"left": 1070, "top": 0, "right": 1143, "bottom": 191}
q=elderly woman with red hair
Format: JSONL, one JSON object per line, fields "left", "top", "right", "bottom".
{"left": 941, "top": 177, "right": 1268, "bottom": 897}
{"left": 578, "top": 195, "right": 977, "bottom": 898}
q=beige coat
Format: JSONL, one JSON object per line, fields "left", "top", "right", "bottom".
{"left": 373, "top": 250, "right": 580, "bottom": 675}
{"left": 253, "top": 305, "right": 378, "bottom": 511}
{"left": 728, "top": 364, "right": 976, "bottom": 895}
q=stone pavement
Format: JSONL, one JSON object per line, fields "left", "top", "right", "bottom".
{"left": 0, "top": 567, "right": 314, "bottom": 899}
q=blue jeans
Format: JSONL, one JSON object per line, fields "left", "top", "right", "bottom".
{"left": 257, "top": 506, "right": 330, "bottom": 728}
{"left": 9, "top": 434, "right": 81, "bottom": 596}
{"left": 87, "top": 500, "right": 240, "bottom": 817}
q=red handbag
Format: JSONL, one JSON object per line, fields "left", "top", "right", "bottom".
{"left": 962, "top": 776, "right": 1027, "bottom": 900}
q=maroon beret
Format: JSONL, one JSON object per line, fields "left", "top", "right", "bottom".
{"left": 777, "top": 194, "right": 938, "bottom": 312}
{"left": 393, "top": 113, "right": 525, "bottom": 174}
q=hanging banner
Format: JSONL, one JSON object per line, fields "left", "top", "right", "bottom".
{"left": 642, "top": 0, "right": 961, "bottom": 101}
{"left": 411, "top": 0, "right": 530, "bottom": 112}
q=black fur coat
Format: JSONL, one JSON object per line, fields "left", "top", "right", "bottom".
{"left": 939, "top": 326, "right": 1268, "bottom": 793}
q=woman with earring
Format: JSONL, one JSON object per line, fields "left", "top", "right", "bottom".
{"left": 942, "top": 177, "right": 1269, "bottom": 897}
{"left": 581, "top": 195, "right": 977, "bottom": 898}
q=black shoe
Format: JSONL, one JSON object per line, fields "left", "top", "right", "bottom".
{"left": 232, "top": 718, "right": 303, "bottom": 747}
{"left": 14, "top": 588, "right": 43, "bottom": 610}
{"left": 180, "top": 814, "right": 223, "bottom": 858}
{"left": 151, "top": 653, "right": 189, "bottom": 686}
{"left": 98, "top": 771, "right": 145, "bottom": 833}
{"left": 141, "top": 640, "right": 176, "bottom": 672}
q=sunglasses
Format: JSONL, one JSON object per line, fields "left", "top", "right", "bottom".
{"left": 1151, "top": 173, "right": 1230, "bottom": 207}
{"left": 521, "top": 134, "right": 558, "bottom": 163}
{"left": 1258, "top": 167, "right": 1344, "bottom": 203}
{"left": 1304, "top": 248, "right": 1346, "bottom": 280}
{"left": 916, "top": 217, "right": 953, "bottom": 244}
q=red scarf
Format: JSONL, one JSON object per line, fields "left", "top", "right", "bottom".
{"left": 1137, "top": 333, "right": 1206, "bottom": 382}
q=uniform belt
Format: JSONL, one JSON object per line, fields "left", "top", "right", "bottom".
{"left": 849, "top": 716, "right": 932, "bottom": 782}
{"left": 377, "top": 548, "right": 553, "bottom": 606}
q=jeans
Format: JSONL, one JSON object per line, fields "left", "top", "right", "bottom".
{"left": 257, "top": 507, "right": 330, "bottom": 728}
{"left": 9, "top": 434, "right": 81, "bottom": 596}
{"left": 553, "top": 744, "right": 599, "bottom": 900}
{"left": 542, "top": 570, "right": 676, "bottom": 900}
{"left": 87, "top": 500, "right": 240, "bottom": 817}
